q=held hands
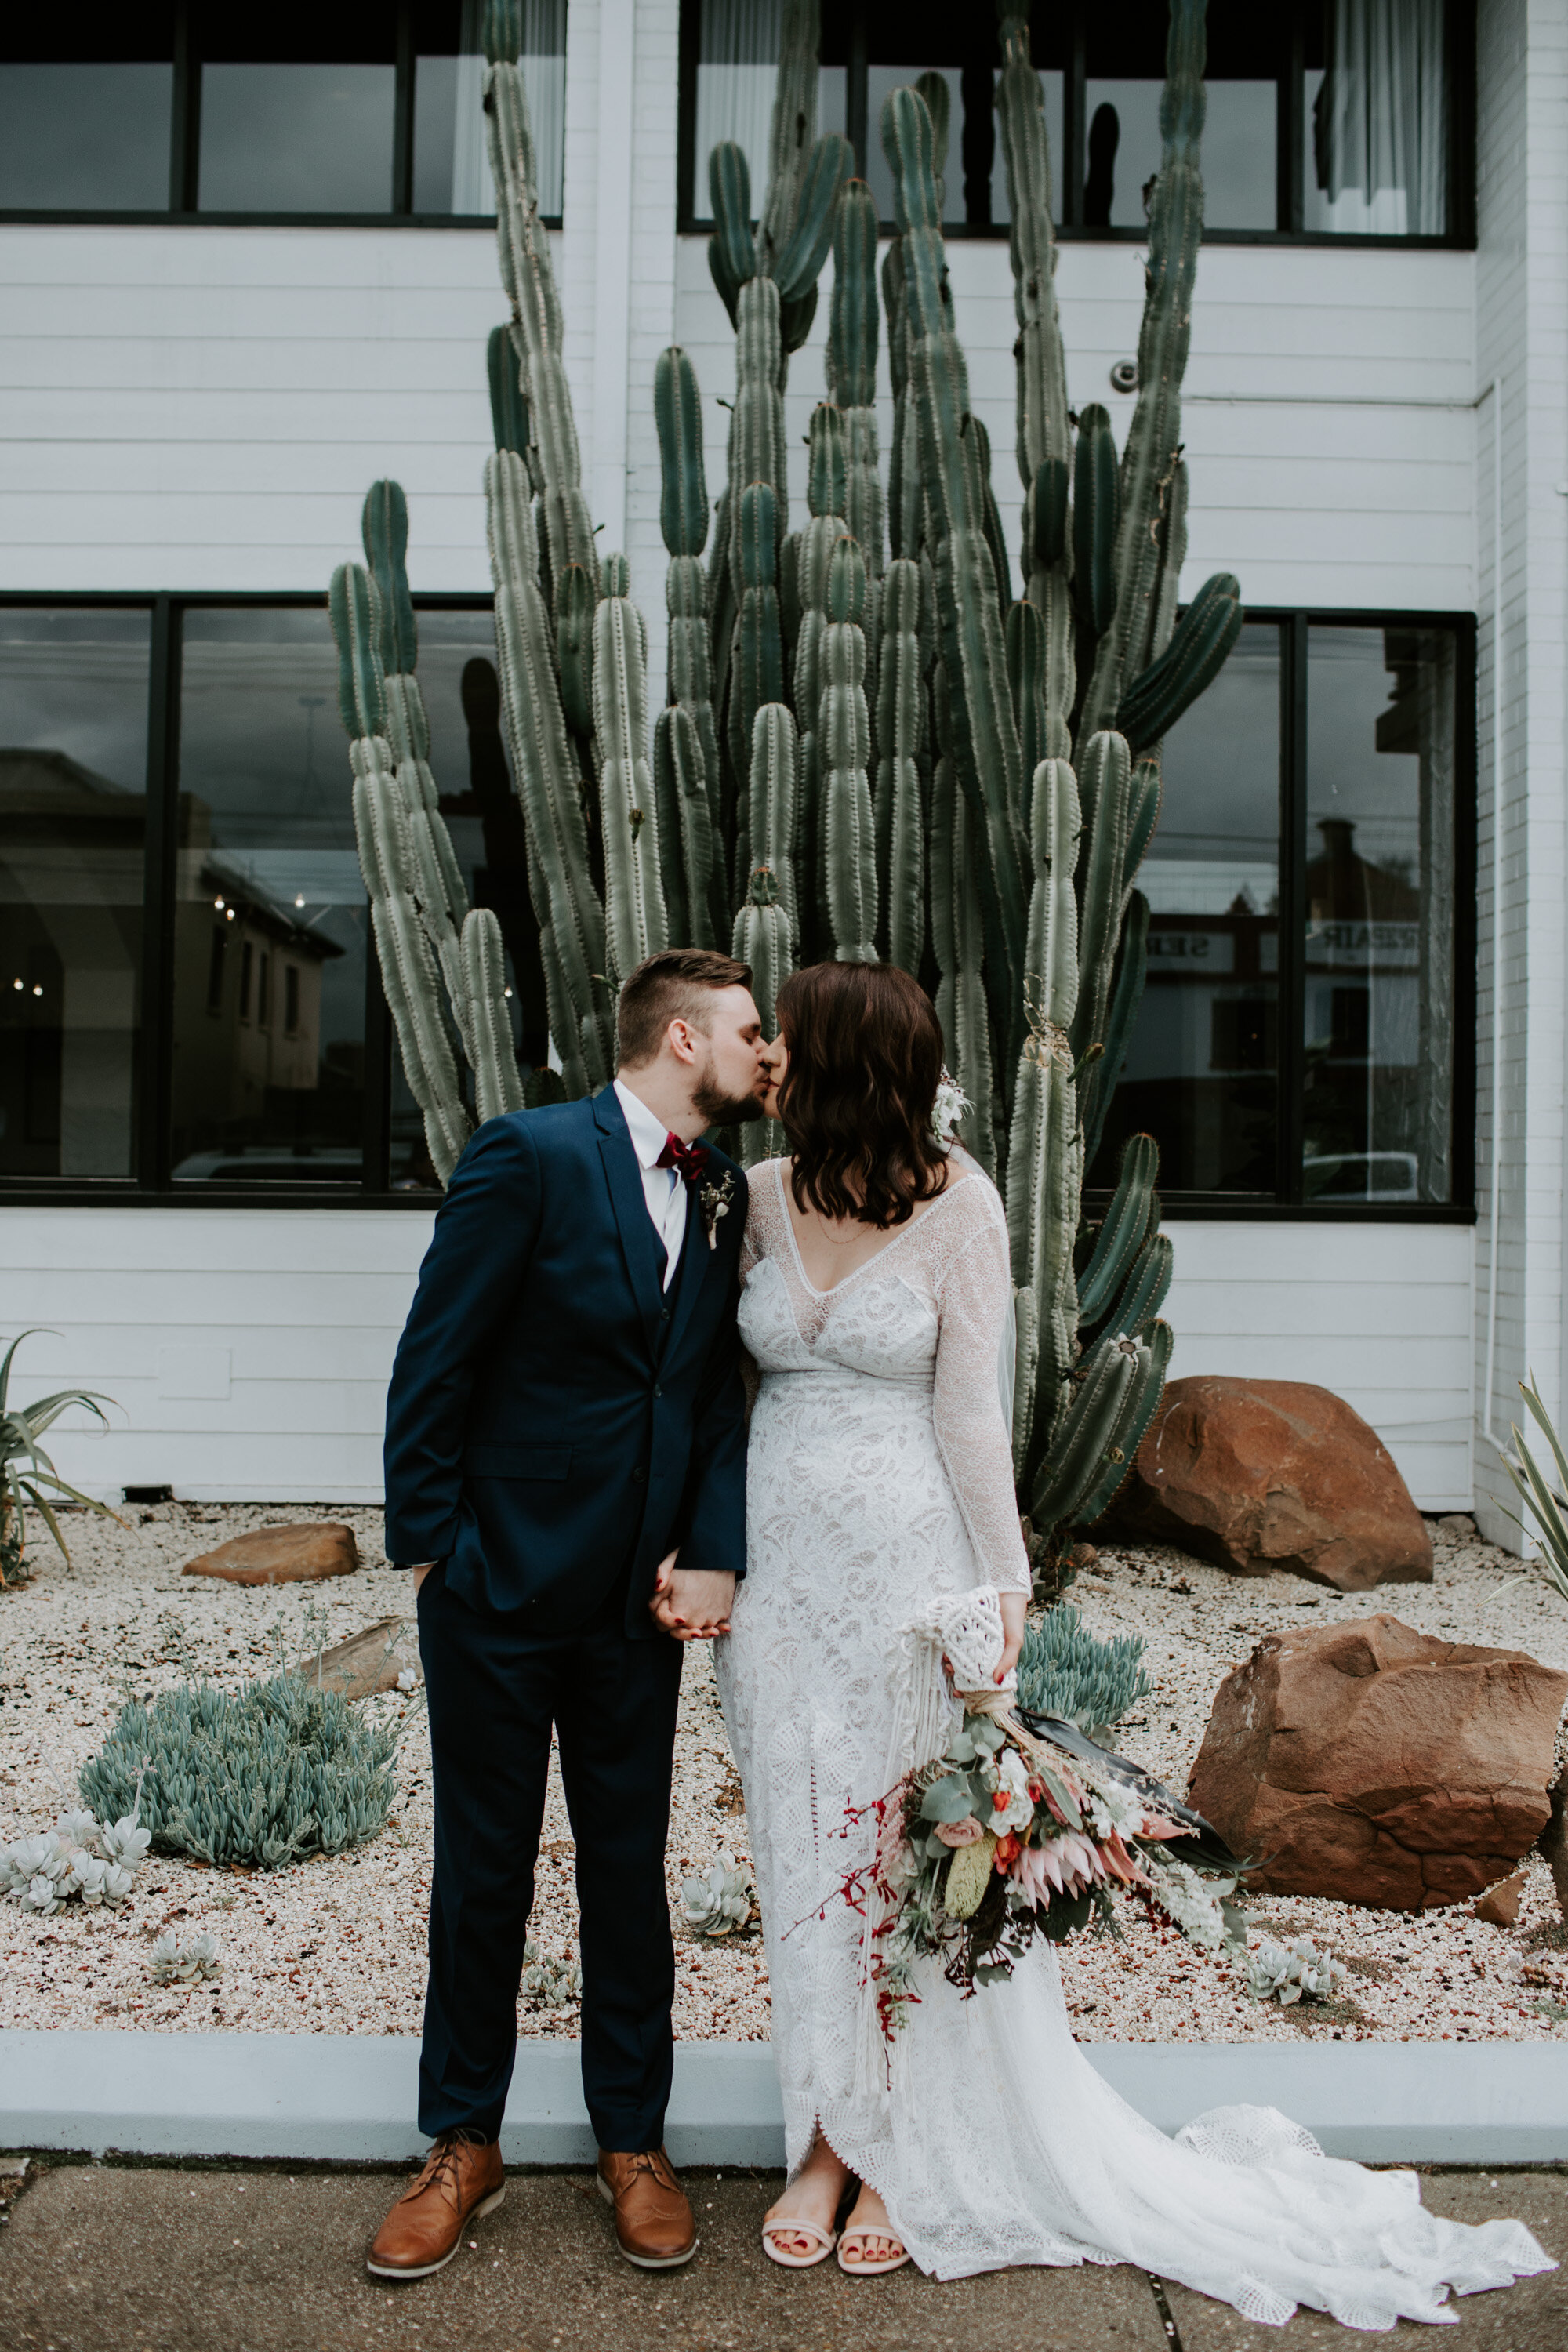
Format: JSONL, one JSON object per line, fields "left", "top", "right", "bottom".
{"left": 648, "top": 1549, "right": 735, "bottom": 1642}
{"left": 996, "top": 1590, "right": 1025, "bottom": 1685}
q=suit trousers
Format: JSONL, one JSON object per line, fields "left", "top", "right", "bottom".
{"left": 415, "top": 1563, "right": 684, "bottom": 2149}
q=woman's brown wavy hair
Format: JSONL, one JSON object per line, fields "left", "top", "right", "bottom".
{"left": 775, "top": 962, "right": 949, "bottom": 1226}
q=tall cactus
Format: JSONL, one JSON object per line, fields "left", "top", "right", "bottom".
{"left": 327, "top": 0, "right": 1243, "bottom": 1577}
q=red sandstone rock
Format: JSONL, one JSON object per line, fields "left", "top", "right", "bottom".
{"left": 1110, "top": 1375, "right": 1432, "bottom": 1590}
{"left": 1187, "top": 1614, "right": 1568, "bottom": 1911}
{"left": 182, "top": 1522, "right": 358, "bottom": 1585}
{"left": 1472, "top": 1868, "right": 1527, "bottom": 1928}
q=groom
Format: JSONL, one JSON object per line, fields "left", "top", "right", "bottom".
{"left": 368, "top": 949, "right": 763, "bottom": 2280}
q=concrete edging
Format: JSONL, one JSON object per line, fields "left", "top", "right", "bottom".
{"left": 2, "top": 2032, "right": 1566, "bottom": 2166}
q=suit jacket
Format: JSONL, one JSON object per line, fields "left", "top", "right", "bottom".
{"left": 383, "top": 1091, "right": 749, "bottom": 1629}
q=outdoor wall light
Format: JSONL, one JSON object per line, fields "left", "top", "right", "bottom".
{"left": 213, "top": 895, "right": 225, "bottom": 909}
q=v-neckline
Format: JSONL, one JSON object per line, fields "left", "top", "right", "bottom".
{"left": 771, "top": 1158, "right": 972, "bottom": 1300}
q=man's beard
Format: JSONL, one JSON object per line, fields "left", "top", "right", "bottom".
{"left": 691, "top": 1072, "right": 766, "bottom": 1128}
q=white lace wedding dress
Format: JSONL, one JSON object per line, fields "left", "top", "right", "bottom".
{"left": 715, "top": 1155, "right": 1553, "bottom": 2326}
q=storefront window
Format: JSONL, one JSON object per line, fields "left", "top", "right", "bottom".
{"left": 0, "top": 609, "right": 149, "bottom": 1180}
{"left": 171, "top": 610, "right": 368, "bottom": 1181}
{"left": 1303, "top": 625, "right": 1456, "bottom": 1203}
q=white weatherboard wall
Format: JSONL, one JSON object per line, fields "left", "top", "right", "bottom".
{"left": 0, "top": 0, "right": 1517, "bottom": 1516}
{"left": 3, "top": 1207, "right": 1472, "bottom": 1509}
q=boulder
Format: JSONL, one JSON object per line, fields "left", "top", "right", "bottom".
{"left": 1109, "top": 1375, "right": 1432, "bottom": 1590}
{"left": 1188, "top": 1614, "right": 1568, "bottom": 1911}
{"left": 182, "top": 1522, "right": 358, "bottom": 1585}
{"left": 1472, "top": 1868, "right": 1527, "bottom": 1929}
{"left": 295, "top": 1615, "right": 419, "bottom": 1699}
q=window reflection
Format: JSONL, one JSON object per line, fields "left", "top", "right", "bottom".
{"left": 198, "top": 63, "right": 396, "bottom": 212}
{"left": 386, "top": 613, "right": 544, "bottom": 1189}
{"left": 172, "top": 612, "right": 367, "bottom": 1181}
{"left": 1093, "top": 623, "right": 1283, "bottom": 1194}
{"left": 413, "top": 0, "right": 566, "bottom": 216}
{"left": 0, "top": 610, "right": 149, "bottom": 1179}
{"left": 1303, "top": 626, "right": 1455, "bottom": 1203}
{"left": 0, "top": 63, "right": 173, "bottom": 209}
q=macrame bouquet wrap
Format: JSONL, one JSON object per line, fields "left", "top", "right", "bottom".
{"left": 851, "top": 1586, "right": 1247, "bottom": 2043}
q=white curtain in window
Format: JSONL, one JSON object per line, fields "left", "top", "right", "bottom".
{"left": 451, "top": 0, "right": 566, "bottom": 216}
{"left": 694, "top": 0, "right": 783, "bottom": 212}
{"left": 1314, "top": 0, "right": 1447, "bottom": 237}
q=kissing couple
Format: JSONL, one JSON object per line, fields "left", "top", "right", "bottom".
{"left": 368, "top": 949, "right": 1550, "bottom": 2327}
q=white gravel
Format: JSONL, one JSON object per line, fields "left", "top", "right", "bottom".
{"left": 0, "top": 1503, "right": 1563, "bottom": 2048}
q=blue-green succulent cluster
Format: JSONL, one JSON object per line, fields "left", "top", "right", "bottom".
{"left": 78, "top": 1671, "right": 401, "bottom": 1871}
{"left": 1015, "top": 1605, "right": 1154, "bottom": 1739}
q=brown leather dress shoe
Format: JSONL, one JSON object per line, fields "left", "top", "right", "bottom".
{"left": 597, "top": 2147, "right": 698, "bottom": 2268}
{"left": 366, "top": 2129, "right": 506, "bottom": 2279}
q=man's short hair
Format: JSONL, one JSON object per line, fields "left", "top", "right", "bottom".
{"left": 616, "top": 949, "right": 753, "bottom": 1069}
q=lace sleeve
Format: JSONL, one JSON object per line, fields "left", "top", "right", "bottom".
{"left": 931, "top": 1191, "right": 1032, "bottom": 1595}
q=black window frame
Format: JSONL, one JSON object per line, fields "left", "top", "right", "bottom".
{"left": 1089, "top": 604, "right": 1477, "bottom": 1224}
{"left": 0, "top": 1, "right": 562, "bottom": 230}
{"left": 0, "top": 593, "right": 1475, "bottom": 1218}
{"left": 676, "top": 0, "right": 1476, "bottom": 250}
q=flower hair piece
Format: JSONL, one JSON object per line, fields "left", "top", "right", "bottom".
{"left": 931, "top": 1070, "right": 970, "bottom": 1152}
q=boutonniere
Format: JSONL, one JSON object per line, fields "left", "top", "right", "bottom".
{"left": 699, "top": 1170, "right": 737, "bottom": 1250}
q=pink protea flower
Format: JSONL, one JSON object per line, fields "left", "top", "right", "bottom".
{"left": 935, "top": 1815, "right": 985, "bottom": 1848}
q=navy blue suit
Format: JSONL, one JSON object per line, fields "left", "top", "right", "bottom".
{"left": 383, "top": 1090, "right": 748, "bottom": 2148}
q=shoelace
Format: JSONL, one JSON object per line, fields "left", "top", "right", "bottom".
{"left": 408, "top": 2127, "right": 488, "bottom": 2203}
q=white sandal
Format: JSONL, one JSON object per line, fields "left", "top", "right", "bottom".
{"left": 761, "top": 2216, "right": 839, "bottom": 2269}
{"left": 837, "top": 2224, "right": 911, "bottom": 2276}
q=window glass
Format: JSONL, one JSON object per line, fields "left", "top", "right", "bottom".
{"left": 413, "top": 0, "right": 566, "bottom": 216}
{"left": 693, "top": 0, "right": 845, "bottom": 222}
{"left": 1085, "top": 0, "right": 1277, "bottom": 231}
{"left": 1306, "top": 0, "right": 1448, "bottom": 236}
{"left": 172, "top": 611, "right": 368, "bottom": 1181}
{"left": 1303, "top": 626, "right": 1456, "bottom": 1203}
{"left": 0, "top": 609, "right": 149, "bottom": 1180}
{"left": 385, "top": 613, "right": 545, "bottom": 1189}
{"left": 198, "top": 64, "right": 397, "bottom": 212}
{"left": 1094, "top": 623, "right": 1283, "bottom": 1195}
{"left": 0, "top": 64, "right": 173, "bottom": 209}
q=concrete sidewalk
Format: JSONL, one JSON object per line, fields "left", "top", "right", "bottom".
{"left": 0, "top": 2159, "right": 1563, "bottom": 2352}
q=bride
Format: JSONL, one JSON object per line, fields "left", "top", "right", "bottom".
{"left": 713, "top": 957, "right": 1552, "bottom": 2325}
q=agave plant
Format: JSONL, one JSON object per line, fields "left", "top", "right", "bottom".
{"left": 1496, "top": 1374, "right": 1568, "bottom": 1606}
{"left": 0, "top": 1329, "right": 122, "bottom": 1588}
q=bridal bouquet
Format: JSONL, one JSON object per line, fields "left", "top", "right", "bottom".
{"left": 845, "top": 1592, "right": 1248, "bottom": 2039}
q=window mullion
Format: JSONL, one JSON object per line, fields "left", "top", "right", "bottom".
{"left": 1280, "top": 6, "right": 1303, "bottom": 234}
{"left": 1278, "top": 612, "right": 1308, "bottom": 1205}
{"left": 169, "top": 0, "right": 199, "bottom": 214}
{"left": 846, "top": 0, "right": 869, "bottom": 184}
{"left": 1062, "top": 0, "right": 1086, "bottom": 232}
{"left": 138, "top": 597, "right": 181, "bottom": 1191}
{"left": 393, "top": 0, "right": 416, "bottom": 216}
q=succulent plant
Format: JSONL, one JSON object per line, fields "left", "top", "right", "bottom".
{"left": 1244, "top": 1935, "right": 1348, "bottom": 2006}
{"left": 520, "top": 1936, "right": 583, "bottom": 2007}
{"left": 78, "top": 1668, "right": 401, "bottom": 1872}
{"left": 1015, "top": 1605, "right": 1154, "bottom": 1739}
{"left": 2, "top": 1790, "right": 149, "bottom": 1912}
{"left": 150, "top": 1929, "right": 221, "bottom": 1986}
{"left": 0, "top": 1329, "right": 123, "bottom": 1587}
{"left": 682, "top": 1853, "right": 754, "bottom": 1937}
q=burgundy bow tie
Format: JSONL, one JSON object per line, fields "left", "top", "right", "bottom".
{"left": 656, "top": 1132, "right": 710, "bottom": 1186}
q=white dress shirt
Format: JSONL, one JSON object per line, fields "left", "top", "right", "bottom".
{"left": 612, "top": 1078, "right": 688, "bottom": 1291}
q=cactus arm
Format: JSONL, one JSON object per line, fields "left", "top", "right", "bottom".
{"left": 1083, "top": 890, "right": 1149, "bottom": 1168}
{"left": 1072, "top": 404, "right": 1120, "bottom": 644}
{"left": 353, "top": 750, "right": 471, "bottom": 1183}
{"left": 931, "top": 718, "right": 996, "bottom": 1178}
{"left": 1076, "top": 1131, "right": 1160, "bottom": 1323}
{"left": 821, "top": 617, "right": 876, "bottom": 962}
{"left": 827, "top": 180, "right": 879, "bottom": 411}
{"left": 1063, "top": 1322, "right": 1173, "bottom": 1528}
{"left": 1006, "top": 1039, "right": 1080, "bottom": 1486}
{"left": 1026, "top": 1332, "right": 1139, "bottom": 1531}
{"left": 1102, "top": 1231, "right": 1174, "bottom": 1345}
{"left": 487, "top": 322, "right": 530, "bottom": 458}
{"left": 728, "top": 278, "right": 789, "bottom": 599}
{"left": 593, "top": 586, "right": 668, "bottom": 983}
{"left": 655, "top": 346, "right": 710, "bottom": 559}
{"left": 875, "top": 557, "right": 925, "bottom": 975}
{"left": 995, "top": 9, "right": 1070, "bottom": 495}
{"left": 1116, "top": 572, "right": 1244, "bottom": 757}
{"left": 757, "top": 0, "right": 819, "bottom": 278}
{"left": 460, "top": 907, "right": 526, "bottom": 1122}
{"left": 554, "top": 561, "right": 596, "bottom": 739}
{"left": 1069, "top": 729, "right": 1133, "bottom": 1069}
{"left": 328, "top": 564, "right": 387, "bottom": 742}
{"left": 709, "top": 142, "right": 757, "bottom": 296}
{"left": 1011, "top": 1283, "right": 1040, "bottom": 1483}
{"left": 1078, "top": 0, "right": 1207, "bottom": 742}
{"left": 362, "top": 480, "right": 418, "bottom": 675}
{"left": 1122, "top": 759, "right": 1163, "bottom": 895}
{"left": 774, "top": 133, "right": 854, "bottom": 305}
